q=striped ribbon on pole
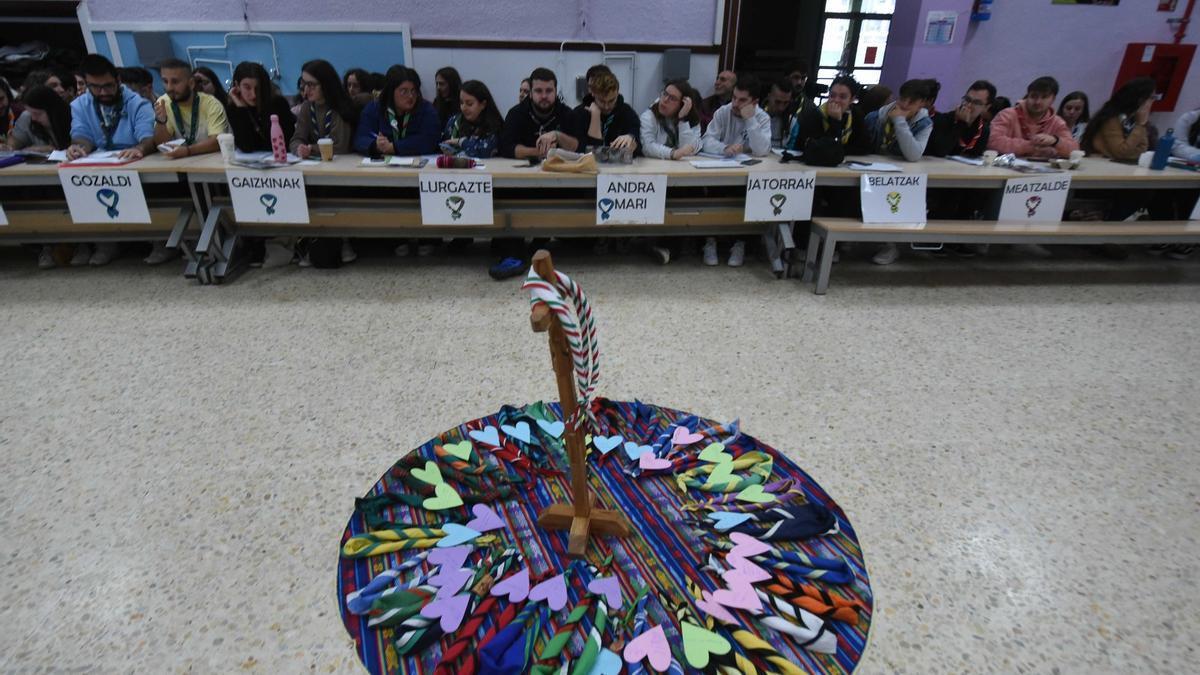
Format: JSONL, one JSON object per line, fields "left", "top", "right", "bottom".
{"left": 522, "top": 266, "right": 601, "bottom": 433}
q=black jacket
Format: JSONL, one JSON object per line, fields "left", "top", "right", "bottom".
{"left": 226, "top": 96, "right": 296, "bottom": 153}
{"left": 499, "top": 98, "right": 576, "bottom": 158}
{"left": 925, "top": 111, "right": 991, "bottom": 158}
{"left": 571, "top": 95, "right": 641, "bottom": 152}
{"left": 785, "top": 103, "right": 869, "bottom": 155}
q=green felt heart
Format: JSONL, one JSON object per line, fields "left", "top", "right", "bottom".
{"left": 698, "top": 442, "right": 731, "bottom": 464}
{"left": 735, "top": 484, "right": 775, "bottom": 504}
{"left": 681, "top": 621, "right": 731, "bottom": 669}
{"left": 443, "top": 440, "right": 473, "bottom": 462}
{"left": 411, "top": 460, "right": 445, "bottom": 486}
{"left": 422, "top": 482, "right": 464, "bottom": 510}
{"left": 703, "top": 460, "right": 735, "bottom": 488}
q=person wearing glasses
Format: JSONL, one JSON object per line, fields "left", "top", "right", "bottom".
{"left": 925, "top": 80, "right": 995, "bottom": 158}
{"left": 290, "top": 59, "right": 354, "bottom": 159}
{"left": 192, "top": 66, "right": 228, "bottom": 106}
{"left": 639, "top": 79, "right": 701, "bottom": 160}
{"left": 353, "top": 66, "right": 439, "bottom": 158}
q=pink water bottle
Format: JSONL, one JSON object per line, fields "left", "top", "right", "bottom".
{"left": 269, "top": 114, "right": 287, "bottom": 163}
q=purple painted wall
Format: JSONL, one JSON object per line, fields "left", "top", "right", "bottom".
{"left": 879, "top": 0, "right": 974, "bottom": 112}
{"left": 84, "top": 0, "right": 720, "bottom": 46}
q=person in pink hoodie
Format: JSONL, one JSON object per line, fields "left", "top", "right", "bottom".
{"left": 987, "top": 76, "right": 1079, "bottom": 159}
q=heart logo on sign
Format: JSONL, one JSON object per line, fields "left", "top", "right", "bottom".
{"left": 770, "top": 193, "right": 787, "bottom": 216}
{"left": 445, "top": 195, "right": 465, "bottom": 220}
{"left": 95, "top": 189, "right": 120, "bottom": 218}
{"left": 597, "top": 197, "right": 615, "bottom": 221}
{"left": 886, "top": 191, "right": 901, "bottom": 214}
{"left": 259, "top": 193, "right": 278, "bottom": 215}
{"left": 1025, "top": 195, "right": 1042, "bottom": 217}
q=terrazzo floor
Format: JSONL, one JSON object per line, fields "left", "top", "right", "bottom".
{"left": 1, "top": 243, "right": 1198, "bottom": 674}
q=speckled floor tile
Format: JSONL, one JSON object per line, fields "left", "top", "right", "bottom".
{"left": 1, "top": 245, "right": 1197, "bottom": 673}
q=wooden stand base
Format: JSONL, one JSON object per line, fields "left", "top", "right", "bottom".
{"left": 538, "top": 499, "right": 633, "bottom": 558}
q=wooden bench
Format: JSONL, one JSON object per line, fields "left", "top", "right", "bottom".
{"left": 800, "top": 217, "right": 1200, "bottom": 294}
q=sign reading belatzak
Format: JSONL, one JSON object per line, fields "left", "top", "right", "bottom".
{"left": 860, "top": 173, "right": 927, "bottom": 225}
{"left": 596, "top": 174, "right": 667, "bottom": 225}
{"left": 743, "top": 171, "right": 816, "bottom": 221}
{"left": 226, "top": 170, "right": 309, "bottom": 223}
{"left": 59, "top": 169, "right": 151, "bottom": 224}
{"left": 998, "top": 175, "right": 1071, "bottom": 222}
{"left": 419, "top": 173, "right": 494, "bottom": 225}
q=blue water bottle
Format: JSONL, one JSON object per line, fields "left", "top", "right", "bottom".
{"left": 1150, "top": 127, "right": 1174, "bottom": 170}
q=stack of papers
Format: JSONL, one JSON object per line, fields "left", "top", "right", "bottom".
{"left": 230, "top": 151, "right": 301, "bottom": 169}
{"left": 843, "top": 160, "right": 902, "bottom": 172}
{"left": 689, "top": 159, "right": 743, "bottom": 169}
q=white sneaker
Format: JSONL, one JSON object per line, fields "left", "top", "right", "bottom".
{"left": 262, "top": 241, "right": 294, "bottom": 269}
{"left": 341, "top": 240, "right": 357, "bottom": 263}
{"left": 38, "top": 246, "right": 57, "bottom": 270}
{"left": 298, "top": 253, "right": 312, "bottom": 268}
{"left": 70, "top": 244, "right": 92, "bottom": 267}
{"left": 89, "top": 242, "right": 119, "bottom": 266}
{"left": 650, "top": 246, "right": 670, "bottom": 264}
{"left": 871, "top": 243, "right": 899, "bottom": 265}
{"left": 143, "top": 241, "right": 178, "bottom": 265}
{"left": 417, "top": 242, "right": 436, "bottom": 257}
{"left": 727, "top": 240, "right": 745, "bottom": 267}
{"left": 394, "top": 242, "right": 411, "bottom": 257}
{"left": 702, "top": 237, "right": 718, "bottom": 266}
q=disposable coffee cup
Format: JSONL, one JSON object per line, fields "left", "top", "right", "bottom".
{"left": 1069, "top": 149, "right": 1085, "bottom": 168}
{"left": 217, "top": 133, "right": 235, "bottom": 163}
{"left": 982, "top": 150, "right": 998, "bottom": 166}
{"left": 1137, "top": 150, "right": 1154, "bottom": 168}
{"left": 318, "top": 138, "right": 334, "bottom": 161}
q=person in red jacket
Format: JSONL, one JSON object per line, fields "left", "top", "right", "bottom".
{"left": 987, "top": 76, "right": 1078, "bottom": 159}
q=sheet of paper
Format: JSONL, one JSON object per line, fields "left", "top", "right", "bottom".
{"left": 157, "top": 139, "right": 185, "bottom": 154}
{"left": 388, "top": 156, "right": 422, "bottom": 167}
{"left": 698, "top": 151, "right": 752, "bottom": 162}
{"left": 47, "top": 150, "right": 68, "bottom": 162}
{"left": 946, "top": 155, "right": 984, "bottom": 166}
{"left": 689, "top": 159, "right": 743, "bottom": 169}
{"left": 844, "top": 160, "right": 903, "bottom": 172}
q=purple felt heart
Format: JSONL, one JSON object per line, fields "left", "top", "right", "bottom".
{"left": 696, "top": 590, "right": 738, "bottom": 624}
{"left": 725, "top": 557, "right": 771, "bottom": 583}
{"left": 638, "top": 454, "right": 673, "bottom": 471}
{"left": 430, "top": 567, "right": 472, "bottom": 595}
{"left": 587, "top": 576, "right": 622, "bottom": 608}
{"left": 711, "top": 578, "right": 763, "bottom": 613}
{"left": 489, "top": 566, "right": 531, "bottom": 602}
{"left": 465, "top": 504, "right": 505, "bottom": 533}
{"left": 427, "top": 545, "right": 471, "bottom": 570}
{"left": 420, "top": 592, "right": 471, "bottom": 632}
{"left": 671, "top": 426, "right": 704, "bottom": 446}
{"left": 527, "top": 573, "right": 568, "bottom": 611}
{"left": 623, "top": 624, "right": 671, "bottom": 672}
{"left": 728, "top": 532, "right": 773, "bottom": 559}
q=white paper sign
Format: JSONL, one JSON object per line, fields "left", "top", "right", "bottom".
{"left": 226, "top": 170, "right": 309, "bottom": 224}
{"left": 999, "top": 175, "right": 1071, "bottom": 222}
{"left": 1190, "top": 195, "right": 1200, "bottom": 221}
{"left": 744, "top": 171, "right": 816, "bottom": 222}
{"left": 419, "top": 173, "right": 494, "bottom": 225}
{"left": 0, "top": 202, "right": 7, "bottom": 227}
{"left": 860, "top": 173, "right": 926, "bottom": 224}
{"left": 596, "top": 174, "right": 668, "bottom": 225}
{"left": 59, "top": 169, "right": 151, "bottom": 224}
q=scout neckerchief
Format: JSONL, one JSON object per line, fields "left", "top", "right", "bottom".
{"left": 386, "top": 106, "right": 411, "bottom": 144}
{"left": 600, "top": 110, "right": 615, "bottom": 141}
{"left": 700, "top": 532, "right": 855, "bottom": 584}
{"left": 664, "top": 117, "right": 679, "bottom": 148}
{"left": 170, "top": 93, "right": 200, "bottom": 145}
{"left": 708, "top": 503, "right": 837, "bottom": 541}
{"left": 820, "top": 103, "right": 853, "bottom": 145}
{"left": 310, "top": 101, "right": 333, "bottom": 138}
{"left": 882, "top": 115, "right": 897, "bottom": 149}
{"left": 529, "top": 102, "right": 559, "bottom": 135}
{"left": 958, "top": 114, "right": 985, "bottom": 153}
{"left": 683, "top": 573, "right": 801, "bottom": 675}
{"left": 675, "top": 450, "right": 773, "bottom": 493}
{"left": 94, "top": 91, "right": 124, "bottom": 149}
{"left": 1118, "top": 113, "right": 1137, "bottom": 137}
{"left": 627, "top": 593, "right": 685, "bottom": 675}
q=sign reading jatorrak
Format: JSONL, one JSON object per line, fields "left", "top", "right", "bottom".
{"left": 59, "top": 169, "right": 151, "bottom": 224}
{"left": 744, "top": 171, "right": 816, "bottom": 222}
{"left": 226, "top": 170, "right": 310, "bottom": 224}
{"left": 419, "top": 173, "right": 494, "bottom": 225}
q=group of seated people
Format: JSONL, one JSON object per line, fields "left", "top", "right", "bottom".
{"left": 2, "top": 53, "right": 1198, "bottom": 272}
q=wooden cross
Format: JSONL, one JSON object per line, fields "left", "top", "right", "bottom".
{"left": 528, "top": 250, "right": 631, "bottom": 558}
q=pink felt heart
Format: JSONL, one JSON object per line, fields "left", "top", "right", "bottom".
{"left": 420, "top": 592, "right": 471, "bottom": 632}
{"left": 697, "top": 590, "right": 738, "bottom": 624}
{"left": 528, "top": 573, "right": 568, "bottom": 611}
{"left": 587, "top": 576, "right": 623, "bottom": 608}
{"left": 623, "top": 624, "right": 671, "bottom": 672}
{"left": 465, "top": 504, "right": 505, "bottom": 533}
{"left": 728, "top": 532, "right": 773, "bottom": 559}
{"left": 489, "top": 566, "right": 531, "bottom": 602}
{"left": 725, "top": 557, "right": 771, "bottom": 583}
{"left": 671, "top": 426, "right": 704, "bottom": 446}
{"left": 638, "top": 454, "right": 673, "bottom": 471}
{"left": 427, "top": 545, "right": 471, "bottom": 570}
{"left": 711, "top": 579, "right": 763, "bottom": 613}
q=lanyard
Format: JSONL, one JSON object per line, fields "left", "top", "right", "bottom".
{"left": 530, "top": 107, "right": 558, "bottom": 135}
{"left": 665, "top": 119, "right": 678, "bottom": 148}
{"left": 310, "top": 102, "right": 333, "bottom": 138}
{"left": 601, "top": 112, "right": 614, "bottom": 140}
{"left": 386, "top": 108, "right": 410, "bottom": 142}
{"left": 170, "top": 94, "right": 199, "bottom": 145}
{"left": 94, "top": 94, "right": 124, "bottom": 149}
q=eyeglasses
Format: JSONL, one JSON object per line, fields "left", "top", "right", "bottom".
{"left": 395, "top": 88, "right": 417, "bottom": 98}
{"left": 86, "top": 81, "right": 118, "bottom": 93}
{"left": 660, "top": 90, "right": 681, "bottom": 103}
{"left": 300, "top": 80, "right": 320, "bottom": 90}
{"left": 961, "top": 96, "right": 987, "bottom": 107}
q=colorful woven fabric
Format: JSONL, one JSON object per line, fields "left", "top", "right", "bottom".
{"left": 338, "top": 400, "right": 873, "bottom": 674}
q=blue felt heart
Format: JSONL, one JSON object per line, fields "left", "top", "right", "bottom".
{"left": 536, "top": 419, "right": 565, "bottom": 438}
{"left": 438, "top": 523, "right": 482, "bottom": 548}
{"left": 707, "top": 511, "right": 753, "bottom": 531}
{"left": 623, "top": 441, "right": 653, "bottom": 462}
{"left": 500, "top": 421, "right": 531, "bottom": 444}
{"left": 586, "top": 648, "right": 623, "bottom": 675}
{"left": 468, "top": 426, "right": 501, "bottom": 447}
{"left": 593, "top": 435, "right": 623, "bottom": 455}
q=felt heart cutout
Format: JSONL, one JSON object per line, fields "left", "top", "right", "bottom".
{"left": 489, "top": 566, "right": 531, "bottom": 602}
{"left": 427, "top": 545, "right": 471, "bottom": 569}
{"left": 411, "top": 460, "right": 445, "bottom": 486}
{"left": 537, "top": 419, "right": 565, "bottom": 438}
{"left": 587, "top": 576, "right": 623, "bottom": 608}
{"left": 707, "top": 511, "right": 752, "bottom": 531}
{"left": 420, "top": 592, "right": 471, "bottom": 632}
{"left": 703, "top": 460, "right": 735, "bottom": 488}
{"left": 638, "top": 454, "right": 672, "bottom": 471}
{"left": 728, "top": 532, "right": 773, "bottom": 559}
{"left": 681, "top": 621, "right": 732, "bottom": 669}
{"left": 422, "top": 482, "right": 464, "bottom": 511}
{"left": 465, "top": 504, "right": 505, "bottom": 533}
{"left": 437, "top": 523, "right": 481, "bottom": 548}
{"left": 593, "top": 435, "right": 623, "bottom": 455}
{"left": 671, "top": 426, "right": 705, "bottom": 447}
{"left": 697, "top": 590, "right": 738, "bottom": 624}
{"left": 623, "top": 624, "right": 671, "bottom": 672}
{"left": 443, "top": 440, "right": 473, "bottom": 461}
{"left": 528, "top": 573, "right": 568, "bottom": 611}
{"left": 711, "top": 579, "right": 762, "bottom": 613}
{"left": 735, "top": 484, "right": 774, "bottom": 504}
{"left": 623, "top": 441, "right": 653, "bottom": 462}
{"left": 725, "top": 557, "right": 771, "bottom": 583}
{"left": 432, "top": 570, "right": 473, "bottom": 599}
{"left": 587, "top": 648, "right": 623, "bottom": 675}
{"left": 500, "top": 421, "right": 531, "bottom": 444}
{"left": 698, "top": 442, "right": 732, "bottom": 464}
{"left": 468, "top": 426, "right": 501, "bottom": 447}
